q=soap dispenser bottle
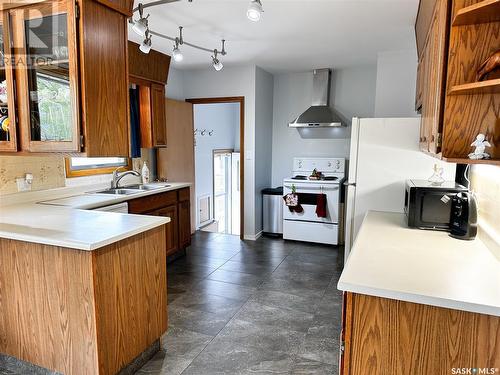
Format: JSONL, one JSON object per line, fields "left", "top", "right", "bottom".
{"left": 141, "top": 161, "right": 150, "bottom": 184}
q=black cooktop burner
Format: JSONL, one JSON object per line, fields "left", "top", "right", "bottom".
{"left": 323, "top": 176, "right": 338, "bottom": 181}
{"left": 291, "top": 175, "right": 308, "bottom": 180}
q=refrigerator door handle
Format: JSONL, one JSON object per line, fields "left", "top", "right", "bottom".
{"left": 343, "top": 182, "right": 356, "bottom": 187}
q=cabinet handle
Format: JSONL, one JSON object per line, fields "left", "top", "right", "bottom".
{"left": 430, "top": 135, "right": 435, "bottom": 143}
{"left": 422, "top": 136, "right": 427, "bottom": 142}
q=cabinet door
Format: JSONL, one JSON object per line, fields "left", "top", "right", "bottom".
{"left": 78, "top": 0, "right": 130, "bottom": 157}
{"left": 417, "top": 0, "right": 449, "bottom": 155}
{"left": 0, "top": 12, "right": 18, "bottom": 152}
{"left": 178, "top": 200, "right": 191, "bottom": 248}
{"left": 11, "top": 0, "right": 80, "bottom": 152}
{"left": 151, "top": 83, "right": 166, "bottom": 147}
{"left": 157, "top": 205, "right": 179, "bottom": 256}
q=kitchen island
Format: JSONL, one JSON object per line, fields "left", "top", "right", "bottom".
{"left": 0, "top": 184, "right": 193, "bottom": 374}
{"left": 338, "top": 211, "right": 500, "bottom": 375}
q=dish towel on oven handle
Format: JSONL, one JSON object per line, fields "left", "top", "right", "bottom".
{"left": 316, "top": 193, "right": 327, "bottom": 218}
{"left": 283, "top": 193, "right": 303, "bottom": 213}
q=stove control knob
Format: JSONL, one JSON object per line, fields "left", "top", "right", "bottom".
{"left": 327, "top": 161, "right": 332, "bottom": 167}
{"left": 335, "top": 160, "right": 341, "bottom": 168}
{"left": 298, "top": 160, "right": 303, "bottom": 168}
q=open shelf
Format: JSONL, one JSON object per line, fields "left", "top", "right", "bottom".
{"left": 442, "top": 157, "right": 500, "bottom": 165}
{"left": 452, "top": 0, "right": 500, "bottom": 26}
{"left": 448, "top": 78, "right": 500, "bottom": 95}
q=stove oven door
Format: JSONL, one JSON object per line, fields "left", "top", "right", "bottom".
{"left": 283, "top": 183, "right": 339, "bottom": 224}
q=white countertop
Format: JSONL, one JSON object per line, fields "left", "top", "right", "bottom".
{"left": 0, "top": 182, "right": 191, "bottom": 251}
{"left": 338, "top": 211, "right": 500, "bottom": 317}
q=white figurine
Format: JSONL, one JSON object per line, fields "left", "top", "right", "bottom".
{"left": 468, "top": 133, "right": 491, "bottom": 160}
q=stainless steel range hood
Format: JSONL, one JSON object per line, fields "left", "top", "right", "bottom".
{"left": 289, "top": 69, "right": 344, "bottom": 128}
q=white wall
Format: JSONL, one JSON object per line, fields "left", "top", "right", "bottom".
{"left": 166, "top": 66, "right": 185, "bottom": 100}
{"left": 271, "top": 65, "right": 377, "bottom": 186}
{"left": 374, "top": 50, "right": 419, "bottom": 117}
{"left": 194, "top": 103, "right": 240, "bottom": 226}
{"left": 254, "top": 67, "right": 274, "bottom": 235}
{"left": 177, "top": 65, "right": 257, "bottom": 238}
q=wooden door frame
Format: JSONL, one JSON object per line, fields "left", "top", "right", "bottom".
{"left": 187, "top": 96, "right": 245, "bottom": 240}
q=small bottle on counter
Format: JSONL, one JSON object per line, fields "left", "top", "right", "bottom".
{"left": 141, "top": 161, "right": 150, "bottom": 184}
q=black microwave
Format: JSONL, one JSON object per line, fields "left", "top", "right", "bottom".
{"left": 404, "top": 180, "right": 468, "bottom": 230}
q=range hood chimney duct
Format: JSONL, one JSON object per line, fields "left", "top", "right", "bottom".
{"left": 289, "top": 68, "right": 344, "bottom": 128}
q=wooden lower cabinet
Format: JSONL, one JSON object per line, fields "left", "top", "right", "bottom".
{"left": 129, "top": 187, "right": 191, "bottom": 256}
{"left": 0, "top": 227, "right": 167, "bottom": 375}
{"left": 340, "top": 292, "right": 500, "bottom": 375}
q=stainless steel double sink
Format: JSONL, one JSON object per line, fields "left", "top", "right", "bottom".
{"left": 92, "top": 184, "right": 171, "bottom": 196}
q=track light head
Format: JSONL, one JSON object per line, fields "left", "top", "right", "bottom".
{"left": 212, "top": 51, "right": 223, "bottom": 71}
{"left": 172, "top": 40, "right": 183, "bottom": 62}
{"left": 139, "top": 31, "right": 152, "bottom": 54}
{"left": 247, "top": 0, "right": 263, "bottom": 22}
{"left": 132, "top": 15, "right": 149, "bottom": 37}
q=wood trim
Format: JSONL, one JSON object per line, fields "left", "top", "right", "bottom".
{"left": 64, "top": 157, "right": 132, "bottom": 178}
{"left": 187, "top": 96, "right": 245, "bottom": 240}
{"left": 94, "top": 0, "right": 133, "bottom": 17}
{"left": 0, "top": 10, "right": 18, "bottom": 152}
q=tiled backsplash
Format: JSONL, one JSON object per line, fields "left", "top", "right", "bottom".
{"left": 0, "top": 150, "right": 154, "bottom": 197}
{"left": 470, "top": 164, "right": 500, "bottom": 252}
{"left": 0, "top": 155, "right": 65, "bottom": 196}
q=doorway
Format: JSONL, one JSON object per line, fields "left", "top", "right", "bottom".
{"left": 188, "top": 97, "right": 244, "bottom": 239}
{"left": 213, "top": 149, "right": 240, "bottom": 235}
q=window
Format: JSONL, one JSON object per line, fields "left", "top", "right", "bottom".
{"left": 65, "top": 157, "right": 130, "bottom": 178}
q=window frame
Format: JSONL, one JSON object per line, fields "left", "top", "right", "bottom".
{"left": 64, "top": 157, "right": 131, "bottom": 178}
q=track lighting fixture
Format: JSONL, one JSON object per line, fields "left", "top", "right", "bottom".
{"left": 139, "top": 30, "right": 152, "bottom": 54}
{"left": 247, "top": 0, "right": 263, "bottom": 22}
{"left": 131, "top": 1, "right": 264, "bottom": 70}
{"left": 132, "top": 3, "right": 149, "bottom": 37}
{"left": 212, "top": 50, "right": 223, "bottom": 72}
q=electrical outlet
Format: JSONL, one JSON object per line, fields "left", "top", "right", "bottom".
{"left": 16, "top": 174, "right": 33, "bottom": 192}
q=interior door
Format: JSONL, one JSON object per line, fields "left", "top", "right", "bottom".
{"left": 11, "top": 0, "right": 80, "bottom": 152}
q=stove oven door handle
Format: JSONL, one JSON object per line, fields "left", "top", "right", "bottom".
{"left": 283, "top": 184, "right": 339, "bottom": 191}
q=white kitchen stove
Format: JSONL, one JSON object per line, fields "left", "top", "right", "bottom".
{"left": 282, "top": 157, "right": 345, "bottom": 245}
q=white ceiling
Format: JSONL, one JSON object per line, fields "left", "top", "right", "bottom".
{"left": 128, "top": 0, "right": 419, "bottom": 73}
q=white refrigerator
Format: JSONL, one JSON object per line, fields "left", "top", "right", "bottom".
{"left": 344, "top": 118, "right": 457, "bottom": 260}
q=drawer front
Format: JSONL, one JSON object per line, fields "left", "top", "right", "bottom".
{"left": 128, "top": 191, "right": 177, "bottom": 214}
{"left": 178, "top": 187, "right": 190, "bottom": 202}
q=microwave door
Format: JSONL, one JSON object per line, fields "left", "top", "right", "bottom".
{"left": 419, "top": 191, "right": 453, "bottom": 229}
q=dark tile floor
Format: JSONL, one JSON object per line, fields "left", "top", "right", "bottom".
{"left": 138, "top": 231, "right": 344, "bottom": 375}
{"left": 0, "top": 232, "right": 343, "bottom": 375}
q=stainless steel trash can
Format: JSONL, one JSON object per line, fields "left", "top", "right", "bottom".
{"left": 262, "top": 187, "right": 283, "bottom": 235}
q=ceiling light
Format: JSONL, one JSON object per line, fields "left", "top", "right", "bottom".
{"left": 172, "top": 28, "right": 184, "bottom": 63}
{"left": 132, "top": 4, "right": 149, "bottom": 37}
{"left": 247, "top": 0, "right": 263, "bottom": 22}
{"left": 139, "top": 32, "right": 152, "bottom": 54}
{"left": 172, "top": 44, "right": 183, "bottom": 62}
{"left": 212, "top": 51, "right": 223, "bottom": 71}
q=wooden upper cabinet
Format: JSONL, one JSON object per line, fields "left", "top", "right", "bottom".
{"left": 415, "top": 0, "right": 500, "bottom": 164}
{"left": 0, "top": 12, "right": 18, "bottom": 152}
{"left": 77, "top": 0, "right": 130, "bottom": 157}
{"left": 415, "top": 0, "right": 449, "bottom": 154}
{"left": 11, "top": 0, "right": 81, "bottom": 153}
{"left": 2, "top": 0, "right": 131, "bottom": 156}
{"left": 442, "top": 0, "right": 500, "bottom": 162}
{"left": 151, "top": 83, "right": 166, "bottom": 147}
{"left": 128, "top": 41, "right": 170, "bottom": 149}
